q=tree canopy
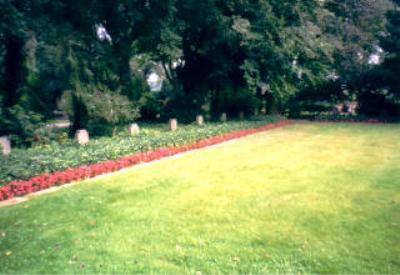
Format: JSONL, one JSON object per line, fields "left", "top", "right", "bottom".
{"left": 0, "top": 0, "right": 399, "bottom": 144}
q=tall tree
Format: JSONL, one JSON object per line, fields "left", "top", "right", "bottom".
{"left": 356, "top": 0, "right": 400, "bottom": 116}
{"left": 323, "top": 0, "right": 393, "bottom": 82}
{"left": 380, "top": 0, "right": 400, "bottom": 100}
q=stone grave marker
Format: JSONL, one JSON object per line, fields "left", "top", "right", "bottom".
{"left": 220, "top": 112, "right": 227, "bottom": 122}
{"left": 75, "top": 129, "right": 90, "bottom": 145}
{"left": 128, "top": 123, "right": 140, "bottom": 136}
{"left": 169, "top": 118, "right": 178, "bottom": 131}
{"left": 0, "top": 136, "right": 11, "bottom": 156}
{"left": 196, "top": 115, "right": 204, "bottom": 126}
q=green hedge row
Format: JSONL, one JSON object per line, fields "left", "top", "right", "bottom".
{"left": 0, "top": 116, "right": 282, "bottom": 186}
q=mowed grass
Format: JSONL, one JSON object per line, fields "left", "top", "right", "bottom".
{"left": 0, "top": 123, "right": 399, "bottom": 274}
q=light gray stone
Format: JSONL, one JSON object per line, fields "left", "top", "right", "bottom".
{"left": 75, "top": 129, "right": 89, "bottom": 145}
{"left": 239, "top": 111, "right": 245, "bottom": 119}
{"left": 169, "top": 118, "right": 178, "bottom": 131}
{"left": 0, "top": 136, "right": 11, "bottom": 155}
{"left": 220, "top": 112, "right": 227, "bottom": 122}
{"left": 128, "top": 123, "right": 140, "bottom": 136}
{"left": 196, "top": 115, "right": 204, "bottom": 126}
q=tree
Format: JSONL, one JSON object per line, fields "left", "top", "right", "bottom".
{"left": 323, "top": 0, "right": 393, "bottom": 82}
{"left": 0, "top": 0, "right": 45, "bottom": 141}
{"left": 356, "top": 0, "right": 400, "bottom": 116}
{"left": 380, "top": 0, "right": 400, "bottom": 101}
{"left": 146, "top": 0, "right": 331, "bottom": 118}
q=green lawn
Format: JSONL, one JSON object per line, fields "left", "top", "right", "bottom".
{"left": 0, "top": 123, "right": 399, "bottom": 274}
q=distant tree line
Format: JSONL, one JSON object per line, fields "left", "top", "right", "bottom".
{"left": 0, "top": 0, "right": 399, "bottom": 145}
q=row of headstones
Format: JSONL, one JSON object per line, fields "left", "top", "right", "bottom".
{"left": 0, "top": 112, "right": 238, "bottom": 155}
{"left": 75, "top": 113, "right": 236, "bottom": 145}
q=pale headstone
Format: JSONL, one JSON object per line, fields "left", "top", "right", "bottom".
{"left": 196, "top": 115, "right": 204, "bottom": 126}
{"left": 220, "top": 112, "right": 227, "bottom": 122}
{"left": 261, "top": 107, "right": 267, "bottom": 114}
{"left": 128, "top": 123, "right": 140, "bottom": 136}
{"left": 169, "top": 118, "right": 178, "bottom": 131}
{"left": 75, "top": 129, "right": 89, "bottom": 145}
{"left": 0, "top": 136, "right": 11, "bottom": 156}
{"left": 239, "top": 111, "right": 245, "bottom": 119}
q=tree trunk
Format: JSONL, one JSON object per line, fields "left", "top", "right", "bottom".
{"left": 265, "top": 93, "right": 280, "bottom": 115}
{"left": 3, "top": 33, "right": 26, "bottom": 109}
{"left": 68, "top": 93, "right": 89, "bottom": 137}
{"left": 119, "top": 57, "right": 134, "bottom": 95}
{"left": 0, "top": 33, "right": 27, "bottom": 136}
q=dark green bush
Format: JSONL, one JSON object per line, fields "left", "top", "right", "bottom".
{"left": 357, "top": 91, "right": 400, "bottom": 117}
{"left": 211, "top": 86, "right": 260, "bottom": 119}
{"left": 0, "top": 105, "right": 45, "bottom": 146}
{"left": 59, "top": 84, "right": 140, "bottom": 136}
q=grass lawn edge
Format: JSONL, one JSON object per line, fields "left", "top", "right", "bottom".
{"left": 0, "top": 120, "right": 293, "bottom": 204}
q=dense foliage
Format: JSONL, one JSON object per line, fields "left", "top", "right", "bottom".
{"left": 59, "top": 84, "right": 140, "bottom": 136}
{"left": 0, "top": 117, "right": 282, "bottom": 186}
{"left": 0, "top": 0, "right": 399, "bottom": 145}
{"left": 355, "top": 0, "right": 400, "bottom": 116}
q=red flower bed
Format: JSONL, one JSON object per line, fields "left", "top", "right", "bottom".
{"left": 0, "top": 120, "right": 293, "bottom": 202}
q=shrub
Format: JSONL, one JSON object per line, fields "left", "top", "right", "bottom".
{"left": 211, "top": 86, "right": 260, "bottom": 119}
{"left": 0, "top": 105, "right": 45, "bottom": 146}
{"left": 30, "top": 127, "right": 69, "bottom": 146}
{"left": 357, "top": 91, "right": 400, "bottom": 117}
{"left": 59, "top": 84, "right": 140, "bottom": 136}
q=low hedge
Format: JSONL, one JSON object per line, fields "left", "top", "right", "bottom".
{"left": 0, "top": 117, "right": 283, "bottom": 187}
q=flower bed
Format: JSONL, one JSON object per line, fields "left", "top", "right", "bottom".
{"left": 0, "top": 120, "right": 292, "bottom": 201}
{"left": 0, "top": 118, "right": 283, "bottom": 185}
